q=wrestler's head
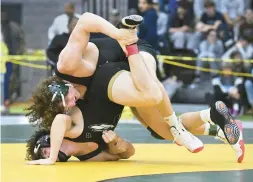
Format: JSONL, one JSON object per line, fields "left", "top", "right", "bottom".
{"left": 26, "top": 129, "right": 51, "bottom": 160}
{"left": 26, "top": 76, "right": 80, "bottom": 128}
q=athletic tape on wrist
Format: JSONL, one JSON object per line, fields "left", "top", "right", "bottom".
{"left": 126, "top": 44, "right": 139, "bottom": 56}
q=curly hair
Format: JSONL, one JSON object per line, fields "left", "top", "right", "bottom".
{"left": 26, "top": 129, "right": 50, "bottom": 160}
{"left": 25, "top": 76, "right": 65, "bottom": 129}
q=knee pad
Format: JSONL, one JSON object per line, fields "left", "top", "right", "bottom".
{"left": 147, "top": 126, "right": 165, "bottom": 140}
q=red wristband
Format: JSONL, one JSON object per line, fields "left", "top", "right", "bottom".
{"left": 126, "top": 44, "right": 139, "bottom": 57}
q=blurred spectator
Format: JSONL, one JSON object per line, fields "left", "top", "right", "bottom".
{"left": 193, "top": 29, "right": 224, "bottom": 83}
{"left": 229, "top": 51, "right": 251, "bottom": 112}
{"left": 244, "top": 68, "right": 253, "bottom": 112}
{"left": 221, "top": 0, "right": 244, "bottom": 27}
{"left": 47, "top": 17, "right": 78, "bottom": 64}
{"left": 109, "top": 9, "right": 120, "bottom": 26}
{"left": 1, "top": 11, "right": 25, "bottom": 108}
{"left": 168, "top": 3, "right": 195, "bottom": 50}
{"left": 48, "top": 2, "right": 80, "bottom": 42}
{"left": 211, "top": 62, "right": 244, "bottom": 116}
{"left": 239, "top": 9, "right": 253, "bottom": 43}
{"left": 195, "top": 1, "right": 229, "bottom": 43}
{"left": 159, "top": 0, "right": 193, "bottom": 16}
{"left": 230, "top": 51, "right": 251, "bottom": 73}
{"left": 138, "top": 0, "right": 158, "bottom": 48}
{"left": 194, "top": 0, "right": 222, "bottom": 20}
{"left": 153, "top": 0, "right": 168, "bottom": 37}
{"left": 0, "top": 33, "right": 8, "bottom": 113}
{"left": 153, "top": 0, "right": 169, "bottom": 53}
{"left": 222, "top": 37, "right": 253, "bottom": 61}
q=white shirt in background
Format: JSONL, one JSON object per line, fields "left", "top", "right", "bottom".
{"left": 221, "top": 0, "right": 244, "bottom": 20}
{"left": 48, "top": 13, "right": 81, "bottom": 42}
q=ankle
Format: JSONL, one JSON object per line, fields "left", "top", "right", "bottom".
{"left": 164, "top": 112, "right": 178, "bottom": 127}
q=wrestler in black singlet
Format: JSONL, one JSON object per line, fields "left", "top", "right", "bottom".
{"left": 55, "top": 37, "right": 158, "bottom": 161}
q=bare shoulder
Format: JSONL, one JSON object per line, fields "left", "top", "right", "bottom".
{"left": 67, "top": 107, "right": 83, "bottom": 125}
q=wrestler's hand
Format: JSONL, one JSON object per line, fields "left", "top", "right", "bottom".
{"left": 115, "top": 29, "right": 138, "bottom": 55}
{"left": 25, "top": 158, "right": 56, "bottom": 165}
{"left": 102, "top": 130, "right": 118, "bottom": 145}
{"left": 114, "top": 137, "right": 127, "bottom": 153}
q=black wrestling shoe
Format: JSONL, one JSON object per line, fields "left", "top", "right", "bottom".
{"left": 210, "top": 101, "right": 245, "bottom": 163}
{"left": 116, "top": 15, "right": 143, "bottom": 29}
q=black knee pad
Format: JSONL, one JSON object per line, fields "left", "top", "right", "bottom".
{"left": 147, "top": 126, "right": 165, "bottom": 140}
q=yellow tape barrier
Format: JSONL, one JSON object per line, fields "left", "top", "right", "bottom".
{"left": 158, "top": 55, "right": 253, "bottom": 63}
{"left": 162, "top": 59, "right": 253, "bottom": 78}
{"left": 2, "top": 55, "right": 253, "bottom": 63}
{"left": 1, "top": 55, "right": 46, "bottom": 61}
{"left": 1, "top": 54, "right": 252, "bottom": 77}
{"left": 9, "top": 59, "right": 49, "bottom": 70}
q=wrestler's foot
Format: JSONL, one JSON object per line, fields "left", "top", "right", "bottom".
{"left": 210, "top": 101, "right": 245, "bottom": 163}
{"left": 116, "top": 15, "right": 143, "bottom": 29}
{"left": 170, "top": 122, "right": 204, "bottom": 153}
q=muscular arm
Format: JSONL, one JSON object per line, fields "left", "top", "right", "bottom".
{"left": 86, "top": 151, "right": 121, "bottom": 161}
{"left": 103, "top": 131, "right": 135, "bottom": 159}
{"left": 87, "top": 138, "right": 135, "bottom": 161}
{"left": 57, "top": 13, "right": 120, "bottom": 76}
{"left": 115, "top": 139, "right": 135, "bottom": 159}
{"left": 48, "top": 114, "right": 72, "bottom": 162}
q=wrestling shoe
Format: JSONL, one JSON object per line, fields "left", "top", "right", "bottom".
{"left": 214, "top": 125, "right": 228, "bottom": 143}
{"left": 170, "top": 121, "right": 204, "bottom": 153}
{"left": 210, "top": 101, "right": 245, "bottom": 163}
{"left": 116, "top": 15, "right": 143, "bottom": 29}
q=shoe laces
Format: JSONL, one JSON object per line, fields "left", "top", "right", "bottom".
{"left": 171, "top": 126, "right": 180, "bottom": 144}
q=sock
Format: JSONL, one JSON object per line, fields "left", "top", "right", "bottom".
{"left": 164, "top": 112, "right": 178, "bottom": 127}
{"left": 203, "top": 123, "right": 210, "bottom": 135}
{"left": 209, "top": 125, "right": 218, "bottom": 136}
{"left": 200, "top": 109, "right": 214, "bottom": 124}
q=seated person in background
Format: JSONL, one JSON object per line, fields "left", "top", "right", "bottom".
{"left": 153, "top": 0, "right": 169, "bottom": 53}
{"left": 138, "top": 0, "right": 158, "bottom": 49}
{"left": 26, "top": 129, "right": 135, "bottom": 163}
{"left": 195, "top": 1, "right": 228, "bottom": 44}
{"left": 193, "top": 29, "right": 224, "bottom": 84}
{"left": 194, "top": 0, "right": 222, "bottom": 21}
{"left": 222, "top": 36, "right": 253, "bottom": 60}
{"left": 47, "top": 17, "right": 78, "bottom": 63}
{"left": 109, "top": 9, "right": 121, "bottom": 26}
{"left": 220, "top": 0, "right": 244, "bottom": 28}
{"left": 239, "top": 9, "right": 253, "bottom": 43}
{"left": 244, "top": 67, "right": 253, "bottom": 114}
{"left": 168, "top": 2, "right": 195, "bottom": 50}
{"left": 230, "top": 51, "right": 251, "bottom": 73}
{"left": 211, "top": 62, "right": 244, "bottom": 117}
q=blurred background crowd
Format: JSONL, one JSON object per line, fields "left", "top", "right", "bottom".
{"left": 1, "top": 0, "right": 253, "bottom": 117}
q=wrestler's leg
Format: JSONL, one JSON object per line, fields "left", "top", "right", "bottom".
{"left": 127, "top": 51, "right": 179, "bottom": 128}
{"left": 110, "top": 70, "right": 204, "bottom": 151}
{"left": 130, "top": 107, "right": 174, "bottom": 140}
{"left": 178, "top": 107, "right": 245, "bottom": 163}
{"left": 131, "top": 107, "right": 224, "bottom": 143}
{"left": 123, "top": 50, "right": 204, "bottom": 152}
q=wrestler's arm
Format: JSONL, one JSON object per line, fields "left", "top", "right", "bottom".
{"left": 86, "top": 151, "right": 121, "bottom": 161}
{"left": 26, "top": 114, "right": 72, "bottom": 165}
{"left": 103, "top": 131, "right": 135, "bottom": 159}
{"left": 86, "top": 140, "right": 135, "bottom": 161}
{"left": 110, "top": 138, "right": 135, "bottom": 159}
{"left": 48, "top": 114, "right": 72, "bottom": 162}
